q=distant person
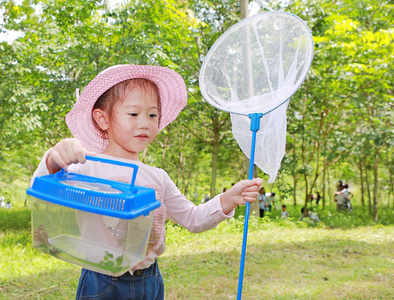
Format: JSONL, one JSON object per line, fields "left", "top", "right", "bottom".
{"left": 310, "top": 193, "right": 315, "bottom": 203}
{"left": 337, "top": 179, "right": 344, "bottom": 190}
{"left": 0, "top": 197, "right": 5, "bottom": 208}
{"left": 342, "top": 184, "right": 353, "bottom": 212}
{"left": 281, "top": 205, "right": 289, "bottom": 219}
{"left": 335, "top": 184, "right": 353, "bottom": 212}
{"left": 300, "top": 207, "right": 321, "bottom": 224}
{"left": 265, "top": 192, "right": 276, "bottom": 211}
{"left": 201, "top": 194, "right": 209, "bottom": 203}
{"left": 5, "top": 201, "right": 12, "bottom": 209}
{"left": 315, "top": 192, "right": 321, "bottom": 205}
{"left": 334, "top": 185, "right": 345, "bottom": 211}
{"left": 258, "top": 187, "right": 267, "bottom": 217}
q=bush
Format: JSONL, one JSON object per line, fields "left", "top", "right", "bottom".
{"left": 0, "top": 208, "right": 31, "bottom": 231}
{"left": 233, "top": 204, "right": 394, "bottom": 228}
{"left": 0, "top": 178, "right": 30, "bottom": 208}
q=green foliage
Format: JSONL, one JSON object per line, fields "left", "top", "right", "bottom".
{"left": 168, "top": 203, "right": 394, "bottom": 232}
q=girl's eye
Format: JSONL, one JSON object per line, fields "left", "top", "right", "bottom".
{"left": 149, "top": 114, "right": 158, "bottom": 118}
{"left": 129, "top": 113, "right": 138, "bottom": 117}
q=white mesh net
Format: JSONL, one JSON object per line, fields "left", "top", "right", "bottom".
{"left": 199, "top": 12, "right": 313, "bottom": 183}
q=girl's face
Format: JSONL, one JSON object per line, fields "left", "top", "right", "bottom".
{"left": 100, "top": 85, "right": 160, "bottom": 160}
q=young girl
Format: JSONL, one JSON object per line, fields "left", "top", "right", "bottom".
{"left": 31, "top": 64, "right": 262, "bottom": 299}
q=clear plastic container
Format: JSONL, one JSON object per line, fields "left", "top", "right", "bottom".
{"left": 28, "top": 156, "right": 160, "bottom": 276}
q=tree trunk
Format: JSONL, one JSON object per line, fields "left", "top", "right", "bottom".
{"left": 327, "top": 165, "right": 332, "bottom": 206}
{"left": 240, "top": 0, "right": 249, "bottom": 19}
{"left": 373, "top": 148, "right": 379, "bottom": 222}
{"left": 359, "top": 158, "right": 365, "bottom": 207}
{"left": 240, "top": 0, "right": 258, "bottom": 216}
{"left": 293, "top": 175, "right": 297, "bottom": 206}
{"left": 210, "top": 124, "right": 220, "bottom": 198}
{"left": 365, "top": 162, "right": 372, "bottom": 213}
{"left": 322, "top": 157, "right": 326, "bottom": 209}
{"left": 293, "top": 136, "right": 297, "bottom": 206}
{"left": 387, "top": 150, "right": 393, "bottom": 208}
{"left": 252, "top": 165, "right": 259, "bottom": 217}
{"left": 304, "top": 174, "right": 309, "bottom": 207}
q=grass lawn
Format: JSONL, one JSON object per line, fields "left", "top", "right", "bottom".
{"left": 0, "top": 207, "right": 393, "bottom": 299}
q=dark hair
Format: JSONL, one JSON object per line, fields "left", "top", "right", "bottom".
{"left": 282, "top": 204, "right": 286, "bottom": 208}
{"left": 344, "top": 184, "right": 349, "bottom": 188}
{"left": 271, "top": 192, "right": 276, "bottom": 196}
{"left": 301, "top": 207, "right": 307, "bottom": 214}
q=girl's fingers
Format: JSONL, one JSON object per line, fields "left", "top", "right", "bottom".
{"left": 64, "top": 144, "right": 76, "bottom": 165}
{"left": 71, "top": 140, "right": 87, "bottom": 164}
{"left": 241, "top": 191, "right": 259, "bottom": 202}
{"left": 46, "top": 138, "right": 97, "bottom": 175}
{"left": 72, "top": 140, "right": 84, "bottom": 159}
{"left": 65, "top": 139, "right": 93, "bottom": 165}
{"left": 251, "top": 178, "right": 263, "bottom": 186}
{"left": 49, "top": 149, "right": 68, "bottom": 171}
{"left": 242, "top": 190, "right": 259, "bottom": 196}
{"left": 244, "top": 196, "right": 258, "bottom": 203}
{"left": 244, "top": 178, "right": 263, "bottom": 190}
{"left": 243, "top": 185, "right": 261, "bottom": 194}
{"left": 84, "top": 149, "right": 97, "bottom": 158}
{"left": 71, "top": 140, "right": 97, "bottom": 163}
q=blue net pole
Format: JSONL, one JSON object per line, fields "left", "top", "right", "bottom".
{"left": 237, "top": 113, "right": 263, "bottom": 300}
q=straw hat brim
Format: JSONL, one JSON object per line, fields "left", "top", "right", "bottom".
{"left": 66, "top": 65, "right": 187, "bottom": 153}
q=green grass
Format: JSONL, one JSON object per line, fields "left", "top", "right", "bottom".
{"left": 163, "top": 221, "right": 394, "bottom": 299}
{"left": 0, "top": 206, "right": 393, "bottom": 299}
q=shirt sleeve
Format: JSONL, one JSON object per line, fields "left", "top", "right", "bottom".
{"left": 162, "top": 173, "right": 234, "bottom": 233}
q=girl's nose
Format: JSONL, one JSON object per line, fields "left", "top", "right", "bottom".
{"left": 138, "top": 116, "right": 149, "bottom": 129}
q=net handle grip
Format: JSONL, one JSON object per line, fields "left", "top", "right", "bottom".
{"left": 58, "top": 155, "right": 139, "bottom": 190}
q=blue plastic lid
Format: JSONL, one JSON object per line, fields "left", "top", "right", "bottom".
{"left": 27, "top": 156, "right": 160, "bottom": 219}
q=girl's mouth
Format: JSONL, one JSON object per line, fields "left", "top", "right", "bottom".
{"left": 135, "top": 134, "right": 149, "bottom": 140}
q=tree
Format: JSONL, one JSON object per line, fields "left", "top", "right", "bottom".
{"left": 284, "top": 0, "right": 393, "bottom": 219}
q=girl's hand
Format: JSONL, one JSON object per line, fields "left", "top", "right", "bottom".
{"left": 46, "top": 138, "right": 96, "bottom": 174}
{"left": 220, "top": 178, "right": 263, "bottom": 214}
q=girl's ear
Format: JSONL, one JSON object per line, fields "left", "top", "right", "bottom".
{"left": 92, "top": 108, "right": 109, "bottom": 130}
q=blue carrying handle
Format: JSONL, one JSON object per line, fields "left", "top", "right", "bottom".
{"left": 57, "top": 155, "right": 139, "bottom": 191}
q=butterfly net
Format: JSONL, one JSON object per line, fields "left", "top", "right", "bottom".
{"left": 199, "top": 12, "right": 313, "bottom": 182}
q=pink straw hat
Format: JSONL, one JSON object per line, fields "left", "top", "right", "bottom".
{"left": 66, "top": 65, "right": 187, "bottom": 153}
